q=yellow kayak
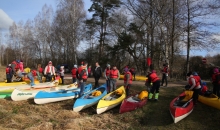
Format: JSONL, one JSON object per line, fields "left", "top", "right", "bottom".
{"left": 119, "top": 75, "right": 147, "bottom": 81}
{"left": 0, "top": 81, "right": 27, "bottom": 87}
{"left": 198, "top": 94, "right": 220, "bottom": 110}
{"left": 96, "top": 86, "right": 126, "bottom": 114}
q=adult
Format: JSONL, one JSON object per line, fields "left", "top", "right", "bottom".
{"left": 129, "top": 67, "right": 136, "bottom": 81}
{"left": 193, "top": 72, "right": 202, "bottom": 88}
{"left": 93, "top": 62, "right": 102, "bottom": 89}
{"left": 26, "top": 69, "right": 40, "bottom": 87}
{"left": 104, "top": 64, "right": 111, "bottom": 93}
{"left": 124, "top": 68, "right": 132, "bottom": 96}
{"left": 109, "top": 65, "right": 120, "bottom": 92}
{"left": 186, "top": 72, "right": 201, "bottom": 105}
{"left": 78, "top": 62, "right": 88, "bottom": 97}
{"left": 71, "top": 65, "right": 78, "bottom": 83}
{"left": 6, "top": 64, "right": 13, "bottom": 83}
{"left": 19, "top": 60, "right": 24, "bottom": 72}
{"left": 161, "top": 63, "right": 169, "bottom": 87}
{"left": 148, "top": 70, "right": 160, "bottom": 101}
{"left": 44, "top": 61, "right": 56, "bottom": 82}
{"left": 11, "top": 60, "right": 20, "bottom": 75}
{"left": 211, "top": 68, "right": 220, "bottom": 97}
{"left": 60, "top": 66, "right": 65, "bottom": 84}
{"left": 88, "top": 66, "right": 92, "bottom": 77}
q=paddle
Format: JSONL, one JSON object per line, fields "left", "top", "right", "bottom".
{"left": 182, "top": 98, "right": 193, "bottom": 107}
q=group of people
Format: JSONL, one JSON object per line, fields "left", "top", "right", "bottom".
{"left": 5, "top": 60, "right": 65, "bottom": 86}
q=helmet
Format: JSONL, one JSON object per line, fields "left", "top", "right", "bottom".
{"left": 213, "top": 68, "right": 219, "bottom": 73}
{"left": 124, "top": 68, "right": 129, "bottom": 72}
{"left": 74, "top": 65, "right": 77, "bottom": 68}
{"left": 106, "top": 64, "right": 110, "bottom": 67}
{"left": 16, "top": 60, "right": 20, "bottom": 63}
{"left": 192, "top": 72, "right": 198, "bottom": 76}
{"left": 8, "top": 64, "right": 11, "bottom": 66}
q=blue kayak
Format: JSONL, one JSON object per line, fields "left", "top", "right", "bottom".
{"left": 34, "top": 84, "right": 92, "bottom": 104}
{"left": 73, "top": 84, "right": 107, "bottom": 112}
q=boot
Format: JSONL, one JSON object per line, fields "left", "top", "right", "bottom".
{"left": 148, "top": 93, "right": 153, "bottom": 101}
{"left": 154, "top": 93, "right": 159, "bottom": 101}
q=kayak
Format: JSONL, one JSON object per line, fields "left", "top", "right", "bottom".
{"left": 0, "top": 81, "right": 27, "bottom": 87}
{"left": 96, "top": 86, "right": 126, "bottom": 114}
{"left": 119, "top": 91, "right": 148, "bottom": 114}
{"left": 34, "top": 83, "right": 92, "bottom": 104}
{"left": 119, "top": 75, "right": 146, "bottom": 81}
{"left": 73, "top": 83, "right": 107, "bottom": 112}
{"left": 198, "top": 93, "right": 220, "bottom": 110}
{"left": 169, "top": 91, "right": 194, "bottom": 123}
{"left": 11, "top": 82, "right": 78, "bottom": 101}
{"left": 0, "top": 82, "right": 57, "bottom": 99}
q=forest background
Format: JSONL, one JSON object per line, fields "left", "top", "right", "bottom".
{"left": 1, "top": 0, "right": 220, "bottom": 80}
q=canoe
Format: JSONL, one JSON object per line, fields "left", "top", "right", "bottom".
{"left": 96, "top": 86, "right": 126, "bottom": 114}
{"left": 119, "top": 75, "right": 146, "bottom": 81}
{"left": 73, "top": 83, "right": 107, "bottom": 112}
{"left": 119, "top": 92, "right": 147, "bottom": 114}
{"left": 0, "top": 81, "right": 27, "bottom": 87}
{"left": 34, "top": 83, "right": 92, "bottom": 104}
{"left": 0, "top": 82, "right": 57, "bottom": 99}
{"left": 11, "top": 82, "right": 78, "bottom": 101}
{"left": 198, "top": 93, "right": 220, "bottom": 110}
{"left": 169, "top": 91, "right": 194, "bottom": 123}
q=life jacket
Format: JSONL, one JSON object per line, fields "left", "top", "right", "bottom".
{"left": 19, "top": 62, "right": 24, "bottom": 72}
{"left": 31, "top": 70, "right": 37, "bottom": 76}
{"left": 12, "top": 61, "right": 19, "bottom": 69}
{"left": 6, "top": 67, "right": 11, "bottom": 74}
{"left": 149, "top": 73, "right": 160, "bottom": 83}
{"left": 212, "top": 73, "right": 217, "bottom": 83}
{"left": 124, "top": 71, "right": 132, "bottom": 84}
{"left": 201, "top": 85, "right": 208, "bottom": 94}
{"left": 38, "top": 67, "right": 43, "bottom": 73}
{"left": 105, "top": 68, "right": 111, "bottom": 77}
{"left": 78, "top": 66, "right": 87, "bottom": 79}
{"left": 71, "top": 68, "right": 77, "bottom": 78}
{"left": 110, "top": 69, "right": 119, "bottom": 79}
{"left": 88, "top": 68, "right": 91, "bottom": 73}
{"left": 189, "top": 76, "right": 200, "bottom": 88}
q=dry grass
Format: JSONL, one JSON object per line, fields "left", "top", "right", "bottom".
{"left": 0, "top": 66, "right": 220, "bottom": 130}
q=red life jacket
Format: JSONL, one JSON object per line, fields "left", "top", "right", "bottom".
{"left": 88, "top": 68, "right": 91, "bottom": 73}
{"left": 105, "top": 68, "right": 111, "bottom": 77}
{"left": 212, "top": 73, "right": 218, "bottom": 83}
{"left": 193, "top": 75, "right": 201, "bottom": 83}
{"left": 201, "top": 85, "right": 208, "bottom": 93}
{"left": 78, "top": 66, "right": 87, "bottom": 79}
{"left": 189, "top": 76, "right": 200, "bottom": 87}
{"left": 71, "top": 68, "right": 77, "bottom": 78}
{"left": 162, "top": 66, "right": 168, "bottom": 73}
{"left": 110, "top": 69, "right": 119, "bottom": 79}
{"left": 6, "top": 67, "right": 11, "bottom": 74}
{"left": 12, "top": 61, "right": 19, "bottom": 69}
{"left": 31, "top": 70, "right": 37, "bottom": 76}
{"left": 149, "top": 73, "right": 160, "bottom": 83}
{"left": 38, "top": 67, "right": 43, "bottom": 73}
{"left": 124, "top": 71, "right": 132, "bottom": 84}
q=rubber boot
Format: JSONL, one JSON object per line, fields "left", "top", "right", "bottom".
{"left": 148, "top": 93, "right": 153, "bottom": 100}
{"left": 154, "top": 93, "right": 159, "bottom": 101}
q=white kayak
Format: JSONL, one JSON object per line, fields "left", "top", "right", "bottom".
{"left": 11, "top": 82, "right": 78, "bottom": 101}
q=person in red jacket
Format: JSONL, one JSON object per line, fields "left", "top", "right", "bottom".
{"left": 27, "top": 69, "right": 38, "bottom": 86}
{"left": 161, "top": 63, "right": 168, "bottom": 87}
{"left": 77, "top": 62, "right": 88, "bottom": 97}
{"left": 6, "top": 64, "right": 13, "bottom": 83}
{"left": 186, "top": 72, "right": 201, "bottom": 105}
{"left": 211, "top": 68, "right": 220, "bottom": 97}
{"left": 124, "top": 68, "right": 132, "bottom": 96}
{"left": 109, "top": 65, "right": 120, "bottom": 93}
{"left": 104, "top": 64, "right": 111, "bottom": 93}
{"left": 148, "top": 70, "right": 160, "bottom": 101}
{"left": 71, "top": 65, "right": 78, "bottom": 83}
{"left": 11, "top": 60, "right": 20, "bottom": 75}
{"left": 88, "top": 65, "right": 92, "bottom": 77}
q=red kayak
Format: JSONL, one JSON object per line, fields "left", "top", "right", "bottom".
{"left": 119, "top": 93, "right": 147, "bottom": 114}
{"left": 169, "top": 91, "right": 194, "bottom": 123}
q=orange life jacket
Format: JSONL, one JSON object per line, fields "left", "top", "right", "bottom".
{"left": 78, "top": 66, "right": 87, "bottom": 79}
{"left": 12, "top": 61, "right": 19, "bottom": 69}
{"left": 124, "top": 71, "right": 132, "bottom": 84}
{"left": 6, "top": 67, "right": 11, "bottom": 74}
{"left": 31, "top": 70, "right": 37, "bottom": 76}
{"left": 71, "top": 68, "right": 77, "bottom": 78}
{"left": 38, "top": 67, "right": 43, "bottom": 73}
{"left": 162, "top": 66, "right": 168, "bottom": 73}
{"left": 149, "top": 73, "right": 160, "bottom": 83}
{"left": 110, "top": 69, "right": 119, "bottom": 79}
{"left": 189, "top": 76, "right": 200, "bottom": 88}
{"left": 105, "top": 68, "right": 111, "bottom": 77}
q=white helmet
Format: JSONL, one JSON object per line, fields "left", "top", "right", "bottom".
{"left": 74, "top": 65, "right": 77, "bottom": 68}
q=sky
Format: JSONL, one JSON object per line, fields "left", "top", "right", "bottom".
{"left": 0, "top": 0, "right": 219, "bottom": 57}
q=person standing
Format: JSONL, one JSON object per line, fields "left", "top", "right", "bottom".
{"left": 104, "top": 64, "right": 111, "bottom": 93}
{"left": 148, "top": 70, "right": 160, "bottom": 101}
{"left": 6, "top": 64, "right": 13, "bottom": 83}
{"left": 44, "top": 61, "right": 56, "bottom": 82}
{"left": 93, "top": 62, "right": 102, "bottom": 89}
{"left": 88, "top": 66, "right": 92, "bottom": 77}
{"left": 19, "top": 60, "right": 24, "bottom": 72}
{"left": 129, "top": 67, "right": 136, "bottom": 81}
{"left": 211, "top": 68, "right": 220, "bottom": 97}
{"left": 124, "top": 68, "right": 132, "bottom": 96}
{"left": 60, "top": 66, "right": 65, "bottom": 84}
{"left": 161, "top": 63, "right": 169, "bottom": 87}
{"left": 187, "top": 72, "right": 201, "bottom": 105}
{"left": 11, "top": 60, "right": 19, "bottom": 75}
{"left": 109, "top": 65, "right": 120, "bottom": 92}
{"left": 71, "top": 65, "right": 78, "bottom": 83}
{"left": 78, "top": 62, "right": 88, "bottom": 97}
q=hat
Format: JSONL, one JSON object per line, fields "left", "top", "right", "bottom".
{"left": 151, "top": 70, "right": 156, "bottom": 73}
{"left": 107, "top": 64, "right": 110, "bottom": 67}
{"left": 124, "top": 68, "right": 129, "bottom": 72}
{"left": 213, "top": 68, "right": 219, "bottom": 73}
{"left": 186, "top": 72, "right": 192, "bottom": 76}
{"left": 192, "top": 72, "right": 198, "bottom": 76}
{"left": 60, "top": 66, "right": 64, "bottom": 69}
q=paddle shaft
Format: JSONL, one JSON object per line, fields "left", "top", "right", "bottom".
{"left": 182, "top": 98, "right": 193, "bottom": 107}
